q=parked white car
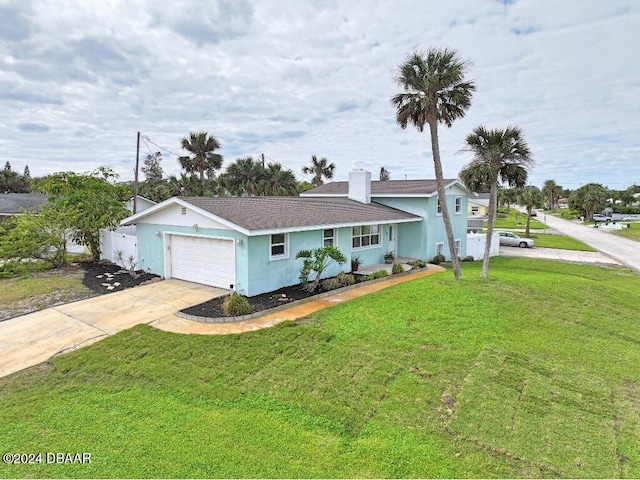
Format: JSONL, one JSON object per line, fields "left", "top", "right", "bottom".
{"left": 592, "top": 214, "right": 613, "bottom": 223}
{"left": 497, "top": 231, "right": 535, "bottom": 248}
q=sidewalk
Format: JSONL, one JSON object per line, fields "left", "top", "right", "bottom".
{"left": 151, "top": 265, "right": 446, "bottom": 335}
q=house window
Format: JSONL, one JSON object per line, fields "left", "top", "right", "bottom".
{"left": 270, "top": 233, "right": 288, "bottom": 259}
{"left": 352, "top": 225, "right": 380, "bottom": 249}
{"left": 454, "top": 239, "right": 461, "bottom": 255}
{"left": 471, "top": 206, "right": 479, "bottom": 214}
{"left": 435, "top": 242, "right": 444, "bottom": 257}
{"left": 437, "top": 200, "right": 443, "bottom": 215}
{"left": 323, "top": 228, "right": 335, "bottom": 247}
{"left": 455, "top": 196, "right": 462, "bottom": 214}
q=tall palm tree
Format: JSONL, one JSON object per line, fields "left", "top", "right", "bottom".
{"left": 460, "top": 126, "right": 533, "bottom": 278}
{"left": 302, "top": 155, "right": 335, "bottom": 187}
{"left": 542, "top": 179, "right": 562, "bottom": 210}
{"left": 178, "top": 132, "right": 223, "bottom": 183}
{"left": 518, "top": 186, "right": 543, "bottom": 236}
{"left": 391, "top": 47, "right": 475, "bottom": 280}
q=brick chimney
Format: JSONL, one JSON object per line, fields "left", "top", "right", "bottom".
{"left": 348, "top": 170, "right": 371, "bottom": 204}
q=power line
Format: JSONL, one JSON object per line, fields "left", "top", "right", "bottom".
{"left": 141, "top": 135, "right": 181, "bottom": 158}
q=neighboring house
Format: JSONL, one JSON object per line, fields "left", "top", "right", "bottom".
{"left": 0, "top": 193, "right": 48, "bottom": 223}
{"left": 121, "top": 170, "right": 470, "bottom": 296}
{"left": 125, "top": 195, "right": 157, "bottom": 214}
{"left": 468, "top": 192, "right": 489, "bottom": 216}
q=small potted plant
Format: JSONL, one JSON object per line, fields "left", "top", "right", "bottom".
{"left": 384, "top": 251, "right": 395, "bottom": 264}
{"left": 350, "top": 255, "right": 361, "bottom": 272}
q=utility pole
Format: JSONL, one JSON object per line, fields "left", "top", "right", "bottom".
{"left": 133, "top": 131, "right": 140, "bottom": 214}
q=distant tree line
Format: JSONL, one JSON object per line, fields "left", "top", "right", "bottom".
{"left": 0, "top": 161, "right": 31, "bottom": 193}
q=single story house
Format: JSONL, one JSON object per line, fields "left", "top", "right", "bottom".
{"left": 121, "top": 170, "right": 470, "bottom": 296}
{"left": 0, "top": 193, "right": 48, "bottom": 223}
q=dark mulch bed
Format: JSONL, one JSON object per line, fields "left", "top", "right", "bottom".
{"left": 80, "top": 261, "right": 160, "bottom": 295}
{"left": 181, "top": 279, "right": 363, "bottom": 319}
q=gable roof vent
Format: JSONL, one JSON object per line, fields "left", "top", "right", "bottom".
{"left": 181, "top": 206, "right": 187, "bottom": 215}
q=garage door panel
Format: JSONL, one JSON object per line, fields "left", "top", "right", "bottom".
{"left": 169, "top": 235, "right": 234, "bottom": 288}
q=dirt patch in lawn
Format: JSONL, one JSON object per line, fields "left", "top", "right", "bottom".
{"left": 0, "top": 261, "right": 160, "bottom": 322}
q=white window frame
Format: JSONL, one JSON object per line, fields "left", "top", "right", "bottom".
{"left": 454, "top": 239, "right": 461, "bottom": 255}
{"left": 435, "top": 242, "right": 444, "bottom": 257}
{"left": 455, "top": 196, "right": 462, "bottom": 214}
{"left": 436, "top": 199, "right": 443, "bottom": 216}
{"left": 323, "top": 228, "right": 336, "bottom": 247}
{"left": 352, "top": 225, "right": 380, "bottom": 250}
{"left": 269, "top": 233, "right": 289, "bottom": 260}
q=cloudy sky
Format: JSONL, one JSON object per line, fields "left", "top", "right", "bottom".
{"left": 1, "top": 0, "right": 638, "bottom": 190}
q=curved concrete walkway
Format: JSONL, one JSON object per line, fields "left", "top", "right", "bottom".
{"left": 0, "top": 266, "right": 446, "bottom": 378}
{"left": 151, "top": 266, "right": 446, "bottom": 335}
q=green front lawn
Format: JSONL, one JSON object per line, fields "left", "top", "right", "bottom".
{"left": 1, "top": 258, "right": 639, "bottom": 478}
{"left": 527, "top": 233, "right": 596, "bottom": 251}
{"left": 612, "top": 225, "right": 640, "bottom": 242}
{"left": 487, "top": 209, "right": 545, "bottom": 230}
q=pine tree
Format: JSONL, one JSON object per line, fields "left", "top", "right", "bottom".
{"left": 23, "top": 165, "right": 30, "bottom": 178}
{"left": 4, "top": 161, "right": 11, "bottom": 171}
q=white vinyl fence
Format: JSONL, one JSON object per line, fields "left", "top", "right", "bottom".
{"left": 100, "top": 227, "right": 137, "bottom": 265}
{"left": 466, "top": 232, "right": 499, "bottom": 261}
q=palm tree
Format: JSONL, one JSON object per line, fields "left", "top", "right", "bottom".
{"left": 460, "top": 126, "right": 533, "bottom": 278}
{"left": 178, "top": 132, "right": 223, "bottom": 183}
{"left": 391, "top": 47, "right": 475, "bottom": 280}
{"left": 262, "top": 163, "right": 298, "bottom": 196}
{"left": 221, "top": 157, "right": 264, "bottom": 196}
{"left": 542, "top": 179, "right": 562, "bottom": 210}
{"left": 302, "top": 155, "right": 335, "bottom": 187}
{"left": 518, "top": 186, "right": 543, "bottom": 236}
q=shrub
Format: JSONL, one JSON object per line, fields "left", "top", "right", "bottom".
{"left": 373, "top": 269, "right": 388, "bottom": 279}
{"left": 391, "top": 262, "right": 404, "bottom": 274}
{"left": 362, "top": 274, "right": 375, "bottom": 281}
{"left": 462, "top": 255, "right": 475, "bottom": 262}
{"left": 222, "top": 293, "right": 252, "bottom": 316}
{"left": 0, "top": 260, "right": 52, "bottom": 279}
{"left": 431, "top": 254, "right": 446, "bottom": 265}
{"left": 321, "top": 277, "right": 341, "bottom": 291}
{"left": 408, "top": 260, "right": 427, "bottom": 270}
{"left": 336, "top": 272, "right": 355, "bottom": 287}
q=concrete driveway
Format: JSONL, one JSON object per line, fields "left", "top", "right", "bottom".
{"left": 0, "top": 279, "right": 226, "bottom": 378}
{"left": 499, "top": 245, "right": 620, "bottom": 265}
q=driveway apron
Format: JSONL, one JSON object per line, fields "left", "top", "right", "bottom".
{"left": 0, "top": 279, "right": 226, "bottom": 377}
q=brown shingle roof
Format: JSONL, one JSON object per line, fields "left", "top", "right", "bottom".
{"left": 301, "top": 179, "right": 461, "bottom": 196}
{"left": 179, "top": 196, "right": 420, "bottom": 233}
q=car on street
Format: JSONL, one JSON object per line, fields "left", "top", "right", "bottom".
{"left": 497, "top": 231, "right": 535, "bottom": 248}
{"left": 592, "top": 214, "right": 613, "bottom": 223}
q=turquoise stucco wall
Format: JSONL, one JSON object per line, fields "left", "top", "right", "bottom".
{"left": 375, "top": 194, "right": 468, "bottom": 260}
{"left": 136, "top": 223, "right": 250, "bottom": 294}
{"left": 246, "top": 228, "right": 355, "bottom": 296}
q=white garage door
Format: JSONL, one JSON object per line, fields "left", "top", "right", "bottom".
{"left": 169, "top": 235, "right": 235, "bottom": 288}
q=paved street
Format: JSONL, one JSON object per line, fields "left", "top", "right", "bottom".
{"left": 535, "top": 212, "right": 640, "bottom": 273}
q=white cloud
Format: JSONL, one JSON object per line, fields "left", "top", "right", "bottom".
{"left": 0, "top": 0, "right": 638, "bottom": 189}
